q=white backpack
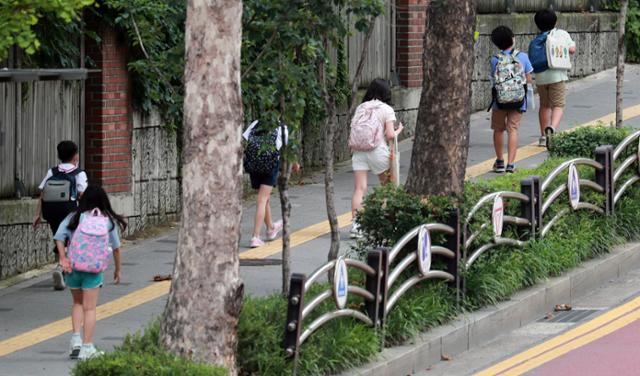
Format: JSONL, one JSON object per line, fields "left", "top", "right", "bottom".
{"left": 546, "top": 29, "right": 573, "bottom": 70}
{"left": 348, "top": 101, "right": 384, "bottom": 152}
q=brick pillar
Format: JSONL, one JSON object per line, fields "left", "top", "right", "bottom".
{"left": 396, "top": 0, "right": 427, "bottom": 88}
{"left": 84, "top": 20, "right": 132, "bottom": 194}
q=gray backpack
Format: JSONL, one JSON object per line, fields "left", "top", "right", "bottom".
{"left": 42, "top": 167, "right": 81, "bottom": 203}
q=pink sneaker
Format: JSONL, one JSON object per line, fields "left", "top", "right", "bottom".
{"left": 250, "top": 237, "right": 265, "bottom": 248}
{"left": 267, "top": 220, "right": 283, "bottom": 241}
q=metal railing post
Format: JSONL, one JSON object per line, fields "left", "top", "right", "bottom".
{"left": 531, "top": 176, "right": 543, "bottom": 233}
{"left": 377, "top": 248, "right": 390, "bottom": 328}
{"left": 595, "top": 145, "right": 614, "bottom": 215}
{"left": 445, "top": 209, "right": 461, "bottom": 304}
{"left": 520, "top": 178, "right": 536, "bottom": 239}
{"left": 365, "top": 249, "right": 383, "bottom": 328}
{"left": 284, "top": 273, "right": 305, "bottom": 359}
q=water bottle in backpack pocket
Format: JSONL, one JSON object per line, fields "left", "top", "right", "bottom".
{"left": 68, "top": 209, "right": 112, "bottom": 273}
{"left": 492, "top": 50, "right": 527, "bottom": 110}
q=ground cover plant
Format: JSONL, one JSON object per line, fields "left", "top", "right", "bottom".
{"left": 75, "top": 128, "right": 640, "bottom": 375}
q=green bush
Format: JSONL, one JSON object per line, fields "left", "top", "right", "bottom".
{"left": 548, "top": 125, "right": 633, "bottom": 158}
{"left": 72, "top": 321, "right": 227, "bottom": 376}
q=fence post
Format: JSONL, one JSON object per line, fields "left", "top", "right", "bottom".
{"left": 365, "top": 249, "right": 383, "bottom": 327}
{"left": 377, "top": 247, "right": 390, "bottom": 327}
{"left": 595, "top": 145, "right": 614, "bottom": 215}
{"left": 284, "top": 273, "right": 305, "bottom": 359}
{"left": 445, "top": 209, "right": 461, "bottom": 303}
{"left": 520, "top": 178, "right": 536, "bottom": 239}
{"left": 531, "top": 175, "right": 543, "bottom": 233}
{"left": 504, "top": 0, "right": 514, "bottom": 13}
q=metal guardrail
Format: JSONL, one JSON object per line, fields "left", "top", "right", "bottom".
{"left": 283, "top": 135, "right": 640, "bottom": 360}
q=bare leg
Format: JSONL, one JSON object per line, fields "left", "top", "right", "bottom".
{"left": 253, "top": 185, "right": 273, "bottom": 238}
{"left": 264, "top": 196, "right": 274, "bottom": 231}
{"left": 351, "top": 171, "right": 369, "bottom": 218}
{"left": 539, "top": 107, "right": 552, "bottom": 135}
{"left": 493, "top": 130, "right": 504, "bottom": 160}
{"left": 550, "top": 107, "right": 565, "bottom": 130}
{"left": 71, "top": 289, "right": 83, "bottom": 334}
{"left": 81, "top": 288, "right": 100, "bottom": 344}
{"left": 507, "top": 129, "right": 518, "bottom": 165}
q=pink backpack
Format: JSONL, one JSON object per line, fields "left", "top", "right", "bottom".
{"left": 68, "top": 209, "right": 112, "bottom": 273}
{"left": 348, "top": 101, "right": 384, "bottom": 152}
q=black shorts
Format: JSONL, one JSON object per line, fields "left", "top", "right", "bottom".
{"left": 43, "top": 201, "right": 77, "bottom": 252}
{"left": 249, "top": 163, "right": 280, "bottom": 190}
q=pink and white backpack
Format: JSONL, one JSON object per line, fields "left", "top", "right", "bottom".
{"left": 68, "top": 208, "right": 112, "bottom": 273}
{"left": 348, "top": 101, "right": 384, "bottom": 152}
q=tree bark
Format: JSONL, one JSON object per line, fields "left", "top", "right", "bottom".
{"left": 160, "top": 0, "right": 244, "bottom": 373}
{"left": 405, "top": 0, "right": 476, "bottom": 197}
{"left": 616, "top": 0, "right": 629, "bottom": 128}
{"left": 278, "top": 93, "right": 292, "bottom": 296}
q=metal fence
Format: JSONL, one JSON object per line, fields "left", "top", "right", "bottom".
{"left": 283, "top": 131, "right": 640, "bottom": 362}
{"left": 0, "top": 70, "right": 86, "bottom": 199}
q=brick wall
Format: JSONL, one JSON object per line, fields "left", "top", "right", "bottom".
{"left": 396, "top": 0, "right": 427, "bottom": 88}
{"left": 84, "top": 21, "right": 132, "bottom": 194}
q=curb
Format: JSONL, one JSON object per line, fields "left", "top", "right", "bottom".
{"left": 341, "top": 242, "right": 640, "bottom": 376}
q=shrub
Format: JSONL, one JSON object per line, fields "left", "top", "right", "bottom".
{"left": 72, "top": 321, "right": 227, "bottom": 376}
{"left": 548, "top": 125, "right": 633, "bottom": 158}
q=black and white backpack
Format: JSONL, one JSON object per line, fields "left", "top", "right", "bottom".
{"left": 243, "top": 121, "right": 280, "bottom": 175}
{"left": 42, "top": 167, "right": 82, "bottom": 203}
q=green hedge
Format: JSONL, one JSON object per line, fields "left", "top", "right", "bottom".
{"left": 76, "top": 127, "right": 640, "bottom": 375}
{"left": 548, "top": 125, "right": 633, "bottom": 159}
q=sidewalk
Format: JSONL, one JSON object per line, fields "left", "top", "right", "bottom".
{"left": 1, "top": 66, "right": 639, "bottom": 375}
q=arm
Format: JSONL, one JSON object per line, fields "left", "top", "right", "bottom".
{"left": 569, "top": 46, "right": 576, "bottom": 55}
{"left": 56, "top": 240, "right": 72, "bottom": 272}
{"left": 385, "top": 121, "right": 403, "bottom": 141}
{"left": 112, "top": 248, "right": 121, "bottom": 284}
{"left": 33, "top": 196, "right": 43, "bottom": 228}
{"left": 526, "top": 73, "right": 533, "bottom": 84}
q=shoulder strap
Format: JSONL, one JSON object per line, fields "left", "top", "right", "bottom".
{"left": 51, "top": 167, "right": 62, "bottom": 177}
{"left": 67, "top": 169, "right": 82, "bottom": 177}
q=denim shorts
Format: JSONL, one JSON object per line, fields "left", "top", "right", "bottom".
{"left": 65, "top": 270, "right": 104, "bottom": 289}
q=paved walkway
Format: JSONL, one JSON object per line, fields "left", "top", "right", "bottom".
{"left": 1, "top": 66, "right": 640, "bottom": 375}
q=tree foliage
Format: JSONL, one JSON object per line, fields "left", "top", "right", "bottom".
{"left": 0, "top": 0, "right": 93, "bottom": 59}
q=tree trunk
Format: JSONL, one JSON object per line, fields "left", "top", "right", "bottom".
{"left": 278, "top": 94, "right": 292, "bottom": 296}
{"left": 405, "top": 0, "right": 476, "bottom": 197}
{"left": 160, "top": 0, "right": 244, "bottom": 373}
{"left": 616, "top": 0, "right": 629, "bottom": 128}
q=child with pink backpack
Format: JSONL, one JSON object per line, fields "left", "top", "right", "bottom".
{"left": 53, "top": 185, "right": 126, "bottom": 360}
{"left": 349, "top": 79, "right": 404, "bottom": 238}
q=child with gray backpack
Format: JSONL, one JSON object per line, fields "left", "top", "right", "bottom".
{"left": 488, "top": 26, "right": 534, "bottom": 173}
{"left": 33, "top": 140, "right": 88, "bottom": 290}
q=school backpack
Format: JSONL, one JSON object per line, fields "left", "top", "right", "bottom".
{"left": 42, "top": 167, "right": 82, "bottom": 203}
{"left": 348, "top": 101, "right": 384, "bottom": 152}
{"left": 546, "top": 29, "right": 573, "bottom": 70}
{"left": 529, "top": 32, "right": 549, "bottom": 73}
{"left": 243, "top": 121, "right": 280, "bottom": 175}
{"left": 68, "top": 209, "right": 112, "bottom": 273}
{"left": 492, "top": 50, "right": 527, "bottom": 110}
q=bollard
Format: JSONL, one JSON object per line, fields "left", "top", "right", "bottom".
{"left": 365, "top": 250, "right": 383, "bottom": 327}
{"left": 595, "top": 145, "right": 614, "bottom": 215}
{"left": 520, "top": 178, "right": 536, "bottom": 239}
{"left": 283, "top": 273, "right": 305, "bottom": 359}
{"left": 531, "top": 175, "right": 543, "bottom": 233}
{"left": 445, "top": 209, "right": 461, "bottom": 303}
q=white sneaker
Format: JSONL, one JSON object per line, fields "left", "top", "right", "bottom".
{"left": 69, "top": 334, "right": 82, "bottom": 359}
{"left": 78, "top": 344, "right": 104, "bottom": 360}
{"left": 538, "top": 136, "right": 547, "bottom": 147}
{"left": 52, "top": 266, "right": 65, "bottom": 291}
{"left": 349, "top": 222, "right": 363, "bottom": 239}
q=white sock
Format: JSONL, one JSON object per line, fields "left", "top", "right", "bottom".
{"left": 82, "top": 343, "right": 94, "bottom": 348}
{"left": 71, "top": 333, "right": 81, "bottom": 341}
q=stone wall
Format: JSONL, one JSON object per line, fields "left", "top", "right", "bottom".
{"left": 302, "top": 11, "right": 618, "bottom": 168}
{"left": 0, "top": 110, "right": 180, "bottom": 280}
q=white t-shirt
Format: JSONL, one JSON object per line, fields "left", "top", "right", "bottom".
{"left": 242, "top": 120, "right": 289, "bottom": 150}
{"left": 358, "top": 99, "right": 397, "bottom": 130}
{"left": 38, "top": 163, "right": 88, "bottom": 194}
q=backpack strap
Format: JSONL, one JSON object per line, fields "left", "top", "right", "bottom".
{"left": 51, "top": 167, "right": 63, "bottom": 177}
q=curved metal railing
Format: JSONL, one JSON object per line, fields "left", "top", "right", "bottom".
{"left": 612, "top": 130, "right": 640, "bottom": 205}
{"left": 463, "top": 191, "right": 531, "bottom": 269}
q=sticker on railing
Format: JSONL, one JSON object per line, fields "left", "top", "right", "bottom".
{"left": 333, "top": 257, "right": 348, "bottom": 309}
{"left": 568, "top": 163, "right": 580, "bottom": 209}
{"left": 417, "top": 225, "right": 432, "bottom": 275}
{"left": 492, "top": 195, "right": 504, "bottom": 237}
